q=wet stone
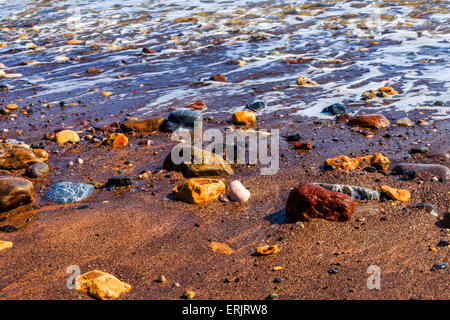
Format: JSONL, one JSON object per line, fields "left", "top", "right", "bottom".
{"left": 410, "top": 146, "right": 429, "bottom": 154}
{"left": 393, "top": 163, "right": 450, "bottom": 180}
{"left": 0, "top": 225, "right": 18, "bottom": 233}
{"left": 163, "top": 108, "right": 202, "bottom": 132}
{"left": 431, "top": 262, "right": 448, "bottom": 271}
{"left": 45, "top": 182, "right": 94, "bottom": 204}
{"left": 321, "top": 103, "right": 349, "bottom": 116}
{"left": 363, "top": 166, "right": 376, "bottom": 173}
{"left": 312, "top": 183, "right": 381, "bottom": 201}
{"left": 403, "top": 170, "right": 417, "bottom": 181}
{"left": 245, "top": 101, "right": 266, "bottom": 112}
{"left": 409, "top": 202, "right": 439, "bottom": 217}
{"left": 25, "top": 162, "right": 49, "bottom": 178}
{"left": 286, "top": 134, "right": 301, "bottom": 142}
{"left": 0, "top": 177, "right": 35, "bottom": 212}
{"left": 107, "top": 176, "right": 132, "bottom": 188}
{"left": 442, "top": 212, "right": 450, "bottom": 228}
{"left": 328, "top": 267, "right": 340, "bottom": 274}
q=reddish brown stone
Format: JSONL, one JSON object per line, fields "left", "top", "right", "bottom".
{"left": 210, "top": 74, "right": 228, "bottom": 82}
{"left": 186, "top": 100, "right": 206, "bottom": 110}
{"left": 142, "top": 47, "right": 157, "bottom": 54}
{"left": 337, "top": 113, "right": 351, "bottom": 122}
{"left": 0, "top": 177, "right": 35, "bottom": 212}
{"left": 294, "top": 142, "right": 313, "bottom": 150}
{"left": 348, "top": 114, "right": 390, "bottom": 129}
{"left": 282, "top": 58, "right": 311, "bottom": 64}
{"left": 285, "top": 184, "right": 354, "bottom": 222}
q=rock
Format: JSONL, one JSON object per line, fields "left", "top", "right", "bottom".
{"left": 286, "top": 134, "right": 301, "bottom": 142}
{"left": 286, "top": 184, "right": 354, "bottom": 222}
{"left": 409, "top": 202, "right": 439, "bottom": 217}
{"left": 163, "top": 108, "right": 202, "bottom": 132}
{"left": 228, "top": 180, "right": 250, "bottom": 203}
{"left": 0, "top": 241, "right": 13, "bottom": 251}
{"left": 378, "top": 87, "right": 398, "bottom": 95}
{"left": 403, "top": 170, "right": 417, "bottom": 181}
{"left": 296, "top": 75, "right": 317, "bottom": 85}
{"left": 163, "top": 146, "right": 233, "bottom": 177}
{"left": 45, "top": 182, "right": 94, "bottom": 204}
{"left": 156, "top": 275, "right": 167, "bottom": 283}
{"left": 442, "top": 212, "right": 450, "bottom": 228}
{"left": 94, "top": 120, "right": 121, "bottom": 131}
{"left": 274, "top": 277, "right": 283, "bottom": 283}
{"left": 396, "top": 117, "right": 413, "bottom": 127}
{"left": 0, "top": 143, "right": 48, "bottom": 170}
{"left": 337, "top": 113, "right": 351, "bottom": 122}
{"left": 324, "top": 153, "right": 389, "bottom": 171}
{"left": 311, "top": 183, "right": 381, "bottom": 200}
{"left": 328, "top": 268, "right": 340, "bottom": 274}
{"left": 232, "top": 111, "right": 256, "bottom": 125}
{"left": 0, "top": 225, "right": 17, "bottom": 233}
{"left": 321, "top": 103, "right": 349, "bottom": 116}
{"left": 100, "top": 91, "right": 113, "bottom": 97}
{"left": 380, "top": 186, "right": 411, "bottom": 202}
{"left": 172, "top": 178, "right": 225, "bottom": 204}
{"left": 294, "top": 142, "right": 313, "bottom": 150}
{"left": 183, "top": 290, "right": 195, "bottom": 300}
{"left": 392, "top": 163, "right": 450, "bottom": 180}
{"left": 186, "top": 100, "right": 205, "bottom": 110}
{"left": 101, "top": 133, "right": 128, "bottom": 147}
{"left": 25, "top": 162, "right": 49, "bottom": 178}
{"left": 122, "top": 118, "right": 165, "bottom": 133}
{"left": 0, "top": 177, "right": 34, "bottom": 212}
{"left": 6, "top": 104, "right": 18, "bottom": 110}
{"left": 219, "top": 193, "right": 229, "bottom": 202}
{"left": 410, "top": 146, "right": 429, "bottom": 154}
{"left": 76, "top": 270, "right": 131, "bottom": 300}
{"left": 210, "top": 74, "right": 228, "bottom": 82}
{"left": 56, "top": 130, "right": 80, "bottom": 144}
{"left": 107, "top": 176, "right": 132, "bottom": 188}
{"left": 255, "top": 245, "right": 278, "bottom": 256}
{"left": 208, "top": 241, "right": 235, "bottom": 255}
{"left": 267, "top": 293, "right": 278, "bottom": 300}
{"left": 245, "top": 101, "right": 266, "bottom": 112}
{"left": 348, "top": 114, "right": 390, "bottom": 129}
{"left": 431, "top": 262, "right": 448, "bottom": 271}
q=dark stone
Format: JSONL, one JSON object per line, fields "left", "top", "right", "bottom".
{"left": 162, "top": 108, "right": 202, "bottom": 132}
{"left": 107, "top": 176, "right": 132, "bottom": 187}
{"left": 286, "top": 134, "right": 301, "bottom": 142}
{"left": 328, "top": 267, "right": 340, "bottom": 274}
{"left": 245, "top": 101, "right": 266, "bottom": 112}
{"left": 363, "top": 166, "right": 376, "bottom": 173}
{"left": 285, "top": 184, "right": 354, "bottom": 222}
{"left": 442, "top": 212, "right": 450, "bottom": 228}
{"left": 76, "top": 205, "right": 90, "bottom": 210}
{"left": 321, "top": 103, "right": 349, "bottom": 116}
{"left": 0, "top": 225, "right": 18, "bottom": 233}
{"left": 431, "top": 262, "right": 448, "bottom": 270}
{"left": 25, "top": 162, "right": 49, "bottom": 178}
{"left": 403, "top": 170, "right": 417, "bottom": 180}
{"left": 274, "top": 277, "right": 283, "bottom": 283}
{"left": 410, "top": 146, "right": 429, "bottom": 154}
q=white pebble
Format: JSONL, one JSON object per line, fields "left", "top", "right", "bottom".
{"left": 228, "top": 180, "right": 251, "bottom": 203}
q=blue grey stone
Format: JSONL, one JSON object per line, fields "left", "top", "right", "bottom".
{"left": 321, "top": 103, "right": 349, "bottom": 116}
{"left": 311, "top": 183, "right": 381, "bottom": 200}
{"left": 45, "top": 182, "right": 94, "bottom": 204}
{"left": 163, "top": 108, "right": 202, "bottom": 132}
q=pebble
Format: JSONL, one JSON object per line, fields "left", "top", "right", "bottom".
{"left": 183, "top": 290, "right": 195, "bottom": 300}
{"left": 328, "top": 267, "right": 340, "bottom": 274}
{"left": 442, "top": 212, "right": 450, "bottom": 228}
{"left": 403, "top": 170, "right": 417, "bottom": 181}
{"left": 431, "top": 262, "right": 448, "bottom": 271}
{"left": 45, "top": 182, "right": 94, "bottom": 204}
{"left": 245, "top": 101, "right": 266, "bottom": 112}
{"left": 56, "top": 130, "right": 80, "bottom": 145}
{"left": 274, "top": 277, "right": 283, "bottom": 283}
{"left": 393, "top": 163, "right": 450, "bottom": 180}
{"left": 25, "top": 162, "right": 49, "bottom": 178}
{"left": 410, "top": 146, "right": 429, "bottom": 154}
{"left": 409, "top": 202, "right": 439, "bottom": 217}
{"left": 267, "top": 293, "right": 278, "bottom": 300}
{"left": 107, "top": 176, "right": 132, "bottom": 188}
{"left": 163, "top": 108, "right": 202, "bottom": 132}
{"left": 0, "top": 225, "right": 18, "bottom": 233}
{"left": 312, "top": 183, "right": 381, "bottom": 201}
{"left": 286, "top": 133, "right": 301, "bottom": 142}
{"left": 396, "top": 117, "right": 413, "bottom": 127}
{"left": 228, "top": 180, "right": 251, "bottom": 203}
{"left": 321, "top": 103, "right": 349, "bottom": 116}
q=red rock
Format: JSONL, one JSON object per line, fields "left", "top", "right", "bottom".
{"left": 210, "top": 74, "right": 228, "bottom": 82}
{"left": 294, "top": 142, "right": 313, "bottom": 150}
{"left": 186, "top": 100, "right": 206, "bottom": 110}
{"left": 285, "top": 184, "right": 354, "bottom": 222}
{"left": 142, "top": 48, "right": 157, "bottom": 54}
{"left": 282, "top": 58, "right": 311, "bottom": 64}
{"left": 348, "top": 114, "right": 390, "bottom": 129}
{"left": 0, "top": 177, "right": 34, "bottom": 212}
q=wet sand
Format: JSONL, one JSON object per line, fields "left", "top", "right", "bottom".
{"left": 0, "top": 110, "right": 448, "bottom": 300}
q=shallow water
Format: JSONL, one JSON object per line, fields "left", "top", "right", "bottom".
{"left": 0, "top": 0, "right": 449, "bottom": 120}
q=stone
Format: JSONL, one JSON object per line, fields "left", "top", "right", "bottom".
{"left": 228, "top": 180, "right": 250, "bottom": 203}
{"left": 286, "top": 134, "right": 301, "bottom": 142}
{"left": 183, "top": 290, "right": 195, "bottom": 300}
{"left": 245, "top": 101, "right": 266, "bottom": 112}
{"left": 172, "top": 178, "right": 226, "bottom": 204}
{"left": 294, "top": 142, "right": 313, "bottom": 150}
{"left": 380, "top": 186, "right": 411, "bottom": 202}
{"left": 208, "top": 241, "right": 235, "bottom": 255}
{"left": 311, "top": 183, "right": 381, "bottom": 201}
{"left": 0, "top": 177, "right": 34, "bottom": 212}
{"left": 163, "top": 146, "right": 233, "bottom": 177}
{"left": 255, "top": 245, "right": 278, "bottom": 256}
{"left": 324, "top": 153, "right": 389, "bottom": 171}
{"left": 0, "top": 240, "right": 13, "bottom": 251}
{"left": 0, "top": 225, "right": 17, "bottom": 233}
{"left": 392, "top": 163, "right": 450, "bottom": 180}
{"left": 163, "top": 108, "right": 202, "bottom": 132}
{"left": 210, "top": 74, "right": 228, "bottom": 82}
{"left": 122, "top": 118, "right": 165, "bottom": 133}
{"left": 378, "top": 87, "right": 398, "bottom": 95}
{"left": 410, "top": 146, "right": 429, "bottom": 154}
{"left": 232, "top": 111, "right": 256, "bottom": 125}
{"left": 296, "top": 75, "right": 317, "bottom": 85}
{"left": 268, "top": 293, "right": 278, "bottom": 300}
{"left": 56, "top": 130, "right": 80, "bottom": 145}
{"left": 25, "top": 162, "right": 49, "bottom": 178}
{"left": 286, "top": 184, "right": 354, "bottom": 222}
{"left": 107, "top": 176, "right": 132, "bottom": 188}
{"left": 409, "top": 202, "right": 439, "bottom": 217}
{"left": 348, "top": 114, "right": 390, "bottom": 129}
{"left": 94, "top": 120, "right": 121, "bottom": 131}
{"left": 396, "top": 117, "right": 413, "bottom": 127}
{"left": 45, "top": 182, "right": 94, "bottom": 204}
{"left": 186, "top": 100, "right": 205, "bottom": 110}
{"left": 442, "top": 212, "right": 450, "bottom": 228}
{"left": 403, "top": 170, "right": 417, "bottom": 181}
{"left": 0, "top": 143, "right": 48, "bottom": 170}
{"left": 100, "top": 91, "right": 113, "bottom": 97}
{"left": 321, "top": 103, "right": 349, "bottom": 116}
{"left": 431, "top": 262, "right": 448, "bottom": 271}
{"left": 76, "top": 270, "right": 131, "bottom": 300}
{"left": 101, "top": 133, "right": 128, "bottom": 147}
